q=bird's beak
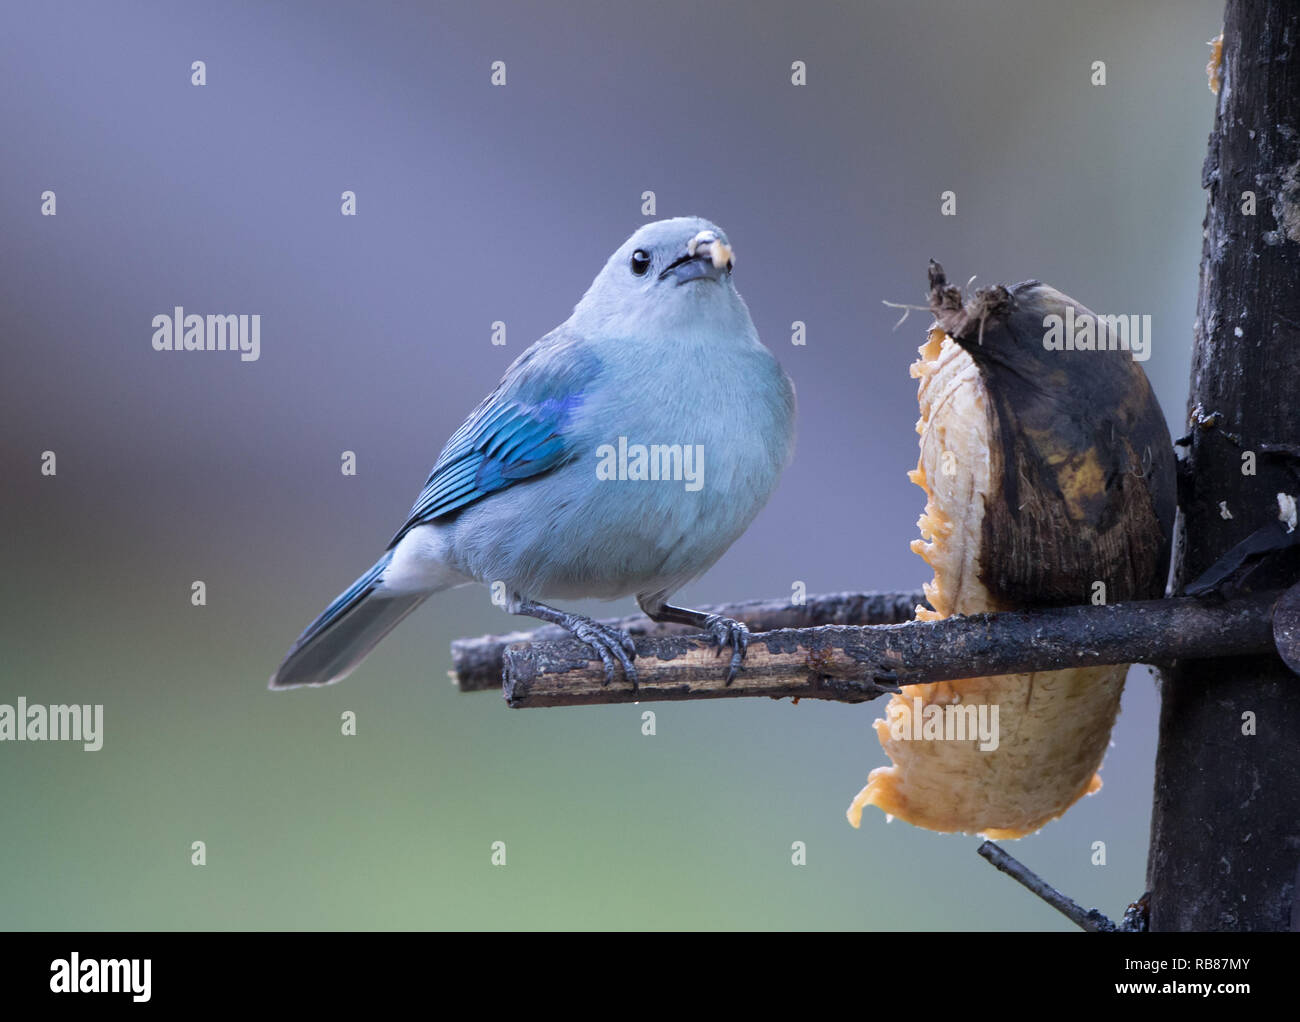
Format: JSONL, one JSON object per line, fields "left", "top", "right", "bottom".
{"left": 660, "top": 230, "right": 735, "bottom": 284}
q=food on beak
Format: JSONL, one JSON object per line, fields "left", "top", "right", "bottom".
{"left": 687, "top": 230, "right": 733, "bottom": 270}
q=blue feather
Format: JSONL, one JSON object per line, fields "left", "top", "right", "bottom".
{"left": 286, "top": 550, "right": 392, "bottom": 650}
{"left": 388, "top": 334, "right": 598, "bottom": 547}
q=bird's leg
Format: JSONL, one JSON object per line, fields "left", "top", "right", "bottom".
{"left": 513, "top": 597, "right": 638, "bottom": 687}
{"left": 637, "top": 597, "right": 749, "bottom": 684}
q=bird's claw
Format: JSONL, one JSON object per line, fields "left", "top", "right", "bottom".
{"left": 703, "top": 614, "right": 749, "bottom": 684}
{"left": 568, "top": 616, "right": 638, "bottom": 689}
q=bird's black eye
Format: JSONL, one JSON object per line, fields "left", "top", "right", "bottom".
{"left": 630, "top": 249, "right": 652, "bottom": 276}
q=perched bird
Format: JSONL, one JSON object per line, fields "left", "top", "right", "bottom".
{"left": 271, "top": 217, "right": 796, "bottom": 690}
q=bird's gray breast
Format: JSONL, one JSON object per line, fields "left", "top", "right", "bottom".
{"left": 446, "top": 336, "right": 793, "bottom": 601}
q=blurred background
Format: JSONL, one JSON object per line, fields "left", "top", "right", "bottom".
{"left": 1, "top": 0, "right": 1222, "bottom": 929}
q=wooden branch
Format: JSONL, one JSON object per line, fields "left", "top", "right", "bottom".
{"left": 499, "top": 589, "right": 1285, "bottom": 708}
{"left": 1146, "top": 0, "right": 1300, "bottom": 932}
{"left": 977, "top": 842, "right": 1119, "bottom": 933}
{"left": 450, "top": 589, "right": 927, "bottom": 691}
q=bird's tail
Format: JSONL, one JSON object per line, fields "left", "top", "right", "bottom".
{"left": 269, "top": 551, "right": 429, "bottom": 689}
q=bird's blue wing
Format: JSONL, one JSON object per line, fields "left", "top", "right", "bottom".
{"left": 387, "top": 333, "right": 598, "bottom": 547}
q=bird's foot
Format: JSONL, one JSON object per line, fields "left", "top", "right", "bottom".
{"left": 514, "top": 598, "right": 639, "bottom": 688}
{"left": 635, "top": 600, "right": 751, "bottom": 684}
{"left": 563, "top": 614, "right": 639, "bottom": 688}
{"left": 703, "top": 614, "right": 749, "bottom": 685}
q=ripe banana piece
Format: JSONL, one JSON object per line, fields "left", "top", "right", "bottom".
{"left": 849, "top": 264, "right": 1176, "bottom": 838}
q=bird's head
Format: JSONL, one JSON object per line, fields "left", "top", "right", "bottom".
{"left": 571, "top": 217, "right": 747, "bottom": 336}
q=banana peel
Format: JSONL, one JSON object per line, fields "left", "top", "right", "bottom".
{"left": 849, "top": 264, "right": 1175, "bottom": 838}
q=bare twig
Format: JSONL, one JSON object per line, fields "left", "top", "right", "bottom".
{"left": 880, "top": 299, "right": 930, "bottom": 331}
{"left": 451, "top": 590, "right": 927, "bottom": 691}
{"left": 978, "top": 841, "right": 1118, "bottom": 932}
{"left": 496, "top": 589, "right": 1285, "bottom": 708}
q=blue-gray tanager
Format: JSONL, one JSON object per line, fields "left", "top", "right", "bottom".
{"left": 270, "top": 217, "right": 796, "bottom": 690}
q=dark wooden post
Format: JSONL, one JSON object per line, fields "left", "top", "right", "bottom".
{"left": 1146, "top": 0, "right": 1300, "bottom": 930}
